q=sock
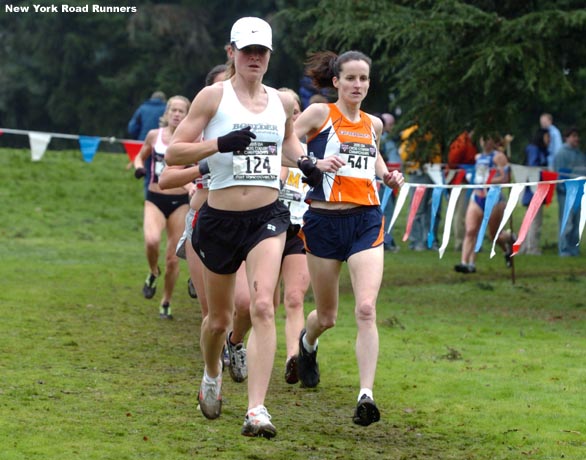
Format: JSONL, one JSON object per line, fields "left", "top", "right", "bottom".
{"left": 204, "top": 368, "right": 220, "bottom": 383}
{"left": 358, "top": 388, "right": 373, "bottom": 402}
{"left": 302, "top": 333, "right": 318, "bottom": 352}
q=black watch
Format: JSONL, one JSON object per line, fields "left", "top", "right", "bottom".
{"left": 298, "top": 155, "right": 317, "bottom": 167}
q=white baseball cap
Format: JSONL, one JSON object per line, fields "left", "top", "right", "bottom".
{"left": 230, "top": 17, "right": 273, "bottom": 51}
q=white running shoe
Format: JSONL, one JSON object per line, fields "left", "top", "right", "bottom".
{"left": 226, "top": 332, "right": 248, "bottom": 383}
{"left": 198, "top": 373, "right": 222, "bottom": 420}
{"left": 241, "top": 405, "right": 276, "bottom": 438}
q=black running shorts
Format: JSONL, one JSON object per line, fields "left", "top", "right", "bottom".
{"left": 192, "top": 200, "right": 290, "bottom": 274}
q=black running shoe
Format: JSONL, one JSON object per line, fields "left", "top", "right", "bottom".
{"left": 284, "top": 355, "right": 299, "bottom": 384}
{"left": 142, "top": 267, "right": 159, "bottom": 299}
{"left": 159, "top": 302, "right": 173, "bottom": 320}
{"left": 297, "top": 329, "right": 319, "bottom": 388}
{"left": 187, "top": 278, "right": 198, "bottom": 299}
{"left": 504, "top": 252, "right": 513, "bottom": 268}
{"left": 454, "top": 263, "right": 476, "bottom": 274}
{"left": 352, "top": 394, "right": 380, "bottom": 426}
{"left": 221, "top": 345, "right": 229, "bottom": 372}
{"left": 504, "top": 232, "right": 517, "bottom": 268}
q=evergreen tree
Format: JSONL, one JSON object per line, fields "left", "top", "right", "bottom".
{"left": 281, "top": 0, "right": 586, "bottom": 161}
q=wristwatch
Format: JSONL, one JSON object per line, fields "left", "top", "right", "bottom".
{"left": 297, "top": 155, "right": 317, "bottom": 168}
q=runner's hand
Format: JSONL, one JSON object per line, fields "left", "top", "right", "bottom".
{"left": 217, "top": 126, "right": 256, "bottom": 153}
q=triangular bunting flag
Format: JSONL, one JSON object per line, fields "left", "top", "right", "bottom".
{"left": 490, "top": 184, "right": 523, "bottom": 258}
{"left": 560, "top": 181, "right": 583, "bottom": 237}
{"left": 579, "top": 183, "right": 586, "bottom": 244}
{"left": 122, "top": 141, "right": 144, "bottom": 162}
{"left": 380, "top": 184, "right": 392, "bottom": 212}
{"left": 28, "top": 132, "right": 52, "bottom": 161}
{"left": 388, "top": 184, "right": 410, "bottom": 234}
{"left": 79, "top": 136, "right": 101, "bottom": 163}
{"left": 474, "top": 186, "right": 501, "bottom": 252}
{"left": 403, "top": 186, "right": 426, "bottom": 242}
{"left": 512, "top": 183, "right": 549, "bottom": 254}
{"left": 438, "top": 187, "right": 462, "bottom": 258}
{"left": 428, "top": 187, "right": 443, "bottom": 248}
{"left": 448, "top": 169, "right": 466, "bottom": 185}
{"left": 540, "top": 170, "right": 558, "bottom": 205}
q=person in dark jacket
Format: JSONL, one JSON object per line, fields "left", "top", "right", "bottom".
{"left": 128, "top": 91, "right": 167, "bottom": 197}
{"left": 128, "top": 91, "right": 167, "bottom": 141}
{"left": 518, "top": 128, "right": 550, "bottom": 255}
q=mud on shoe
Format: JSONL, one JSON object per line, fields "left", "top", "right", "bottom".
{"left": 187, "top": 278, "right": 198, "bottom": 299}
{"left": 198, "top": 373, "right": 222, "bottom": 420}
{"left": 284, "top": 355, "right": 299, "bottom": 384}
{"left": 297, "top": 328, "right": 320, "bottom": 388}
{"left": 226, "top": 332, "right": 247, "bottom": 383}
{"left": 352, "top": 394, "right": 380, "bottom": 427}
{"left": 241, "top": 405, "right": 277, "bottom": 439}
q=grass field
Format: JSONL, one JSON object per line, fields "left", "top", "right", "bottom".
{"left": 1, "top": 148, "right": 585, "bottom": 459}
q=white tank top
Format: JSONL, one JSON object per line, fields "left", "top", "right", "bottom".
{"left": 151, "top": 128, "right": 167, "bottom": 184}
{"left": 204, "top": 80, "right": 285, "bottom": 191}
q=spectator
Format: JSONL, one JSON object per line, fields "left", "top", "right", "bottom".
{"left": 448, "top": 129, "right": 478, "bottom": 251}
{"left": 553, "top": 126, "right": 586, "bottom": 256}
{"left": 299, "top": 75, "right": 331, "bottom": 109}
{"left": 129, "top": 91, "right": 168, "bottom": 198}
{"left": 399, "top": 124, "right": 442, "bottom": 251}
{"left": 539, "top": 113, "right": 563, "bottom": 170}
{"left": 308, "top": 93, "right": 328, "bottom": 104}
{"left": 128, "top": 91, "right": 167, "bottom": 141}
{"left": 518, "top": 128, "right": 550, "bottom": 255}
{"left": 379, "top": 113, "right": 400, "bottom": 251}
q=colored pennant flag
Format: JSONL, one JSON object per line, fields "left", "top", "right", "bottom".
{"left": 122, "top": 141, "right": 144, "bottom": 162}
{"left": 380, "top": 184, "right": 392, "bottom": 212}
{"left": 388, "top": 184, "right": 409, "bottom": 233}
{"left": 28, "top": 132, "right": 52, "bottom": 161}
{"left": 428, "top": 187, "right": 443, "bottom": 248}
{"left": 402, "top": 186, "right": 426, "bottom": 242}
{"left": 512, "top": 183, "right": 550, "bottom": 255}
{"left": 438, "top": 187, "right": 462, "bottom": 258}
{"left": 560, "top": 180, "right": 585, "bottom": 238}
{"left": 78, "top": 136, "right": 101, "bottom": 163}
{"left": 579, "top": 182, "right": 586, "bottom": 244}
{"left": 474, "top": 186, "right": 502, "bottom": 253}
{"left": 490, "top": 184, "right": 523, "bottom": 258}
{"left": 540, "top": 170, "right": 558, "bottom": 206}
{"left": 448, "top": 169, "right": 466, "bottom": 185}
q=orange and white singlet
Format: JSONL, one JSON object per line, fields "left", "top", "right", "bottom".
{"left": 305, "top": 103, "right": 379, "bottom": 206}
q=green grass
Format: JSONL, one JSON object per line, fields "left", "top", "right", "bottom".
{"left": 1, "top": 148, "right": 585, "bottom": 459}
